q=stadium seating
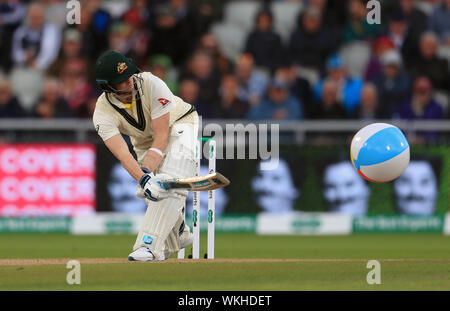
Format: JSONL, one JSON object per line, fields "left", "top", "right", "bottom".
{"left": 435, "top": 90, "right": 450, "bottom": 114}
{"left": 270, "top": 1, "right": 303, "bottom": 43}
{"left": 214, "top": 1, "right": 304, "bottom": 62}
{"left": 223, "top": 0, "right": 262, "bottom": 33}
{"left": 9, "top": 67, "right": 44, "bottom": 112}
{"left": 100, "top": 0, "right": 130, "bottom": 19}
{"left": 297, "top": 66, "right": 320, "bottom": 88}
{"left": 437, "top": 45, "right": 450, "bottom": 71}
{"left": 211, "top": 22, "right": 247, "bottom": 63}
{"left": 339, "top": 41, "right": 372, "bottom": 78}
{"left": 43, "top": 2, "right": 68, "bottom": 28}
{"left": 415, "top": 0, "right": 435, "bottom": 16}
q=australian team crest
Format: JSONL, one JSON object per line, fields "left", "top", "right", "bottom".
{"left": 117, "top": 62, "right": 128, "bottom": 74}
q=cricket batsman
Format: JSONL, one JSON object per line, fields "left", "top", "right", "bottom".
{"left": 93, "top": 51, "right": 197, "bottom": 261}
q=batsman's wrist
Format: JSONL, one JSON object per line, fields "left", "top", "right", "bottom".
{"left": 149, "top": 147, "right": 163, "bottom": 156}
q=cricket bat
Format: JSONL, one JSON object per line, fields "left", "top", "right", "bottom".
{"left": 159, "top": 172, "right": 230, "bottom": 191}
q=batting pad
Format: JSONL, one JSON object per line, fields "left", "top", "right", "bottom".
{"left": 133, "top": 193, "right": 185, "bottom": 259}
{"left": 163, "top": 212, "right": 185, "bottom": 259}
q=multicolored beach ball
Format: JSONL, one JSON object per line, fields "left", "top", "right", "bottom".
{"left": 350, "top": 123, "right": 410, "bottom": 183}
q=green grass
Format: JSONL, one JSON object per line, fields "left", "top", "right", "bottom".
{"left": 0, "top": 233, "right": 450, "bottom": 290}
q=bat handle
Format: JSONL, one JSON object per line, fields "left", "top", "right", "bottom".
{"left": 157, "top": 181, "right": 170, "bottom": 190}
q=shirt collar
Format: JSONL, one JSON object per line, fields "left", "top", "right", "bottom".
{"left": 107, "top": 92, "right": 135, "bottom": 109}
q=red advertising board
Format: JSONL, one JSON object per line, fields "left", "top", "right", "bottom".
{"left": 0, "top": 144, "right": 96, "bottom": 217}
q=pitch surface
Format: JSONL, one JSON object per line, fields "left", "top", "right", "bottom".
{"left": 0, "top": 234, "right": 449, "bottom": 290}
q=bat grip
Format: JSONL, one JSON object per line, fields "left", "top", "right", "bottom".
{"left": 157, "top": 181, "right": 170, "bottom": 190}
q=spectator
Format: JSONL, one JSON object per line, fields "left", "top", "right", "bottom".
{"left": 247, "top": 78, "right": 303, "bottom": 121}
{"left": 47, "top": 28, "right": 94, "bottom": 83}
{"left": 69, "top": 4, "right": 109, "bottom": 60}
{"left": 107, "top": 22, "right": 133, "bottom": 57}
{"left": 407, "top": 31, "right": 450, "bottom": 91}
{"left": 288, "top": 6, "right": 337, "bottom": 74}
{"left": 121, "top": 1, "right": 151, "bottom": 68}
{"left": 273, "top": 63, "right": 313, "bottom": 118}
{"left": 77, "top": 89, "right": 101, "bottom": 119}
{"left": 313, "top": 55, "right": 363, "bottom": 116}
{"left": 148, "top": 5, "right": 179, "bottom": 65}
{"left": 32, "top": 78, "right": 73, "bottom": 119}
{"left": 215, "top": 74, "right": 248, "bottom": 119}
{"left": 325, "top": 0, "right": 350, "bottom": 30}
{"left": 107, "top": 19, "right": 149, "bottom": 68}
{"left": 342, "top": 0, "right": 381, "bottom": 43}
{"left": 80, "top": 0, "right": 111, "bottom": 58}
{"left": 235, "top": 53, "right": 269, "bottom": 107}
{"left": 372, "top": 49, "right": 411, "bottom": 118}
{"left": 428, "top": 0, "right": 450, "bottom": 44}
{"left": 191, "top": 0, "right": 224, "bottom": 35}
{"left": 310, "top": 78, "right": 347, "bottom": 119}
{"left": 197, "top": 32, "right": 233, "bottom": 76}
{"left": 149, "top": 0, "right": 200, "bottom": 66}
{"left": 122, "top": 0, "right": 150, "bottom": 29}
{"left": 244, "top": 9, "right": 283, "bottom": 72}
{"left": 397, "top": 0, "right": 428, "bottom": 38}
{"left": 307, "top": 0, "right": 338, "bottom": 29}
{"left": 147, "top": 54, "right": 178, "bottom": 94}
{"left": 355, "top": 83, "right": 381, "bottom": 120}
{"left": 178, "top": 78, "right": 208, "bottom": 117}
{"left": 398, "top": 76, "right": 444, "bottom": 120}
{"left": 385, "top": 11, "right": 420, "bottom": 67}
{"left": 0, "top": 77, "right": 26, "bottom": 118}
{"left": 11, "top": 2, "right": 61, "bottom": 71}
{"left": 398, "top": 76, "right": 444, "bottom": 142}
{"left": 59, "top": 58, "right": 92, "bottom": 116}
{"left": 0, "top": 1, "right": 27, "bottom": 28}
{"left": 169, "top": 0, "right": 201, "bottom": 37}
{"left": 364, "top": 36, "right": 395, "bottom": 81}
{"left": 0, "top": 0, "right": 27, "bottom": 72}
{"left": 180, "top": 50, "right": 221, "bottom": 116}
{"left": 416, "top": 0, "right": 441, "bottom": 15}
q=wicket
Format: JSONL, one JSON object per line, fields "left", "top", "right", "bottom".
{"left": 178, "top": 137, "right": 216, "bottom": 260}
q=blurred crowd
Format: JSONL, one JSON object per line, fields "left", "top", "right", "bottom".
{"left": 0, "top": 0, "right": 449, "bottom": 128}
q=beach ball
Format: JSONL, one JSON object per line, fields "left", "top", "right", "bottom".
{"left": 350, "top": 123, "right": 410, "bottom": 183}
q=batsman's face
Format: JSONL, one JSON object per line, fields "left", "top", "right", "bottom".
{"left": 113, "top": 77, "right": 134, "bottom": 104}
{"left": 394, "top": 161, "right": 437, "bottom": 215}
{"left": 323, "top": 162, "right": 370, "bottom": 215}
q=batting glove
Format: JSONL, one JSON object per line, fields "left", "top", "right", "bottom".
{"left": 139, "top": 168, "right": 169, "bottom": 202}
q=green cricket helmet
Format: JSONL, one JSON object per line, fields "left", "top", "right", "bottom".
{"left": 95, "top": 51, "right": 140, "bottom": 94}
